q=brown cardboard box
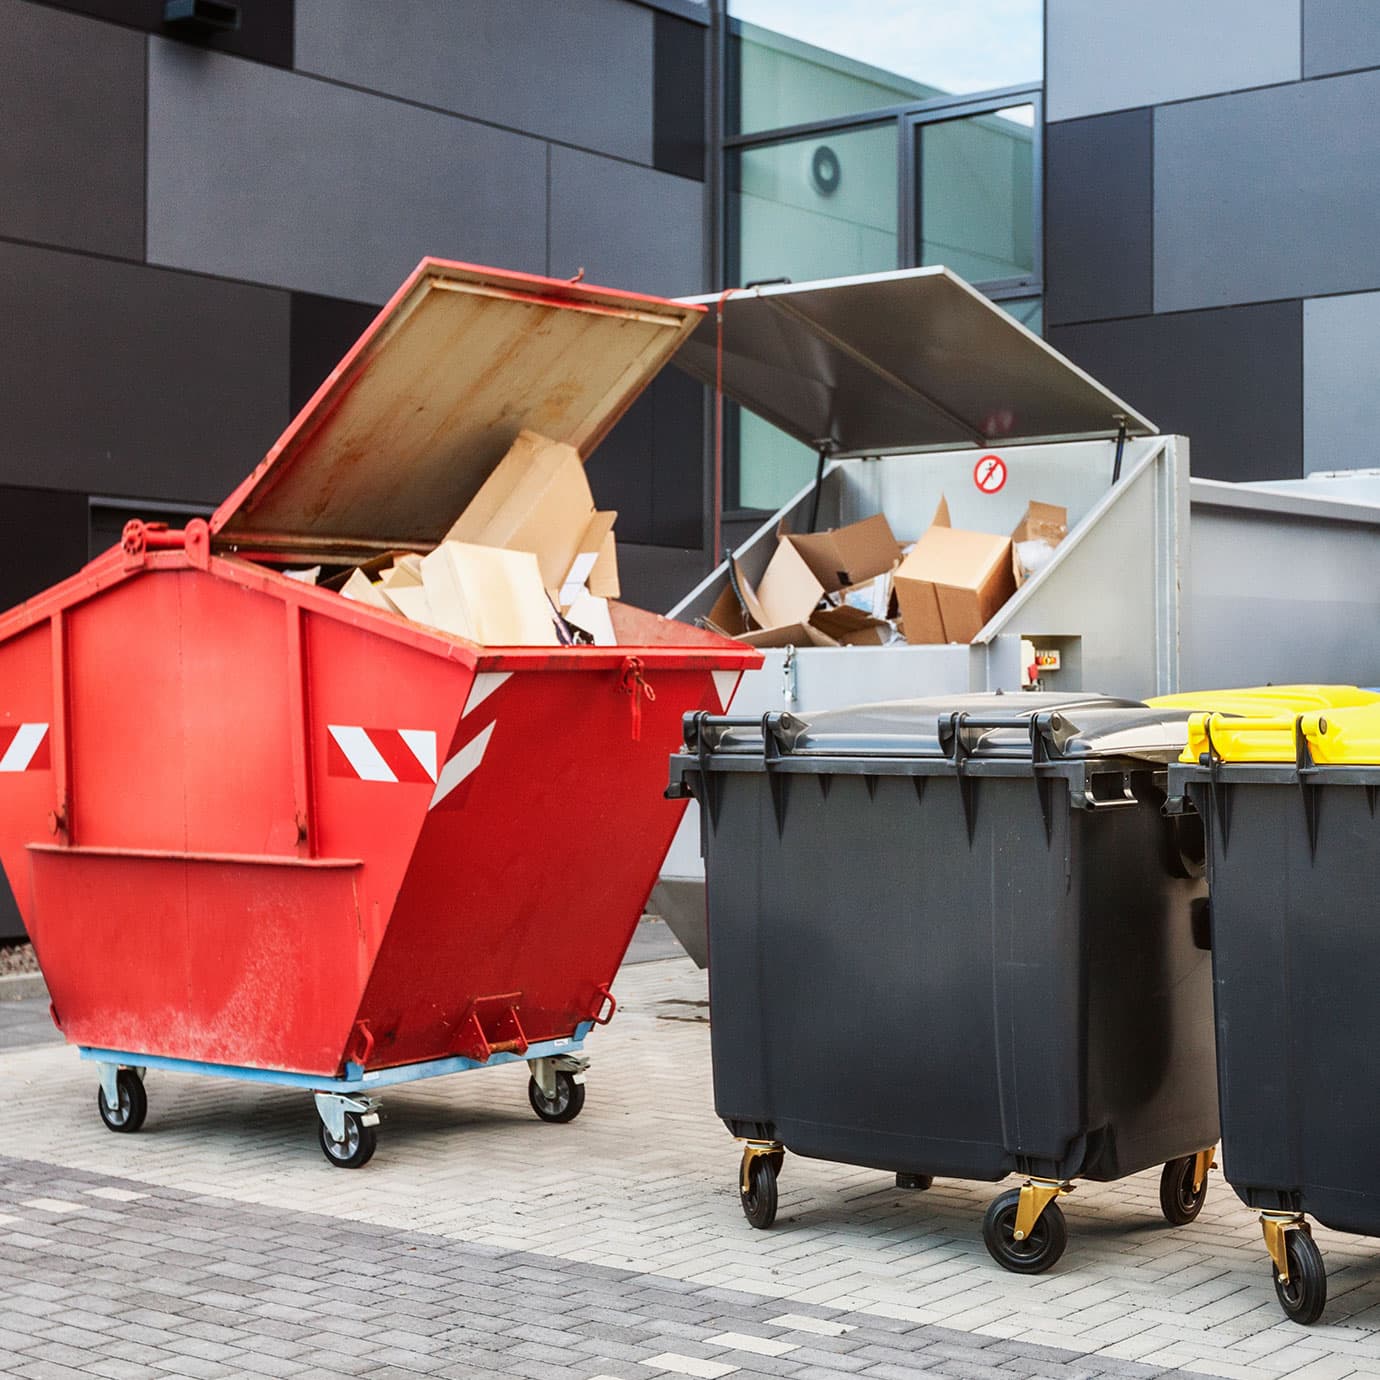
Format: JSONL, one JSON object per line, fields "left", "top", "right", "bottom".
{"left": 809, "top": 605, "right": 892, "bottom": 646}
{"left": 708, "top": 515, "right": 902, "bottom": 643}
{"left": 893, "top": 496, "right": 1067, "bottom": 645}
{"left": 1011, "top": 500, "right": 1067, "bottom": 586}
{"left": 420, "top": 541, "right": 559, "bottom": 646}
{"left": 445, "top": 429, "right": 601, "bottom": 594}
{"left": 558, "top": 511, "right": 619, "bottom": 608}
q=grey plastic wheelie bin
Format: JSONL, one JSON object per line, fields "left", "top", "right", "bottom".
{"left": 1171, "top": 699, "right": 1380, "bottom": 1324}
{"left": 669, "top": 693, "right": 1219, "bottom": 1272}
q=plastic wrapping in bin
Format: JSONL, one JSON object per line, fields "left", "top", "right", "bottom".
{"left": 1171, "top": 689, "right": 1380, "bottom": 1323}
{"left": 0, "top": 258, "right": 760, "bottom": 1167}
{"left": 671, "top": 692, "right": 1219, "bottom": 1273}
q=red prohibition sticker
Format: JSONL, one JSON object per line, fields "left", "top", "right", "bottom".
{"left": 973, "top": 453, "right": 1007, "bottom": 494}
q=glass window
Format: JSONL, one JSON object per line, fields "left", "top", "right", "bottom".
{"left": 915, "top": 105, "right": 1035, "bottom": 284}
{"left": 730, "top": 123, "right": 898, "bottom": 286}
{"left": 729, "top": 123, "right": 899, "bottom": 510}
{"left": 729, "top": 0, "right": 1043, "bottom": 134}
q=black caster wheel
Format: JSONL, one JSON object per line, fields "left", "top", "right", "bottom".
{"left": 528, "top": 1071, "right": 586, "bottom": 1124}
{"left": 1159, "top": 1155, "right": 1210, "bottom": 1226}
{"left": 97, "top": 1069, "right": 147, "bottom": 1133}
{"left": 740, "top": 1155, "right": 778, "bottom": 1229}
{"left": 982, "top": 1188, "right": 1068, "bottom": 1274}
{"left": 318, "top": 1112, "right": 377, "bottom": 1169}
{"left": 1273, "top": 1229, "right": 1327, "bottom": 1325}
{"left": 896, "top": 1172, "right": 933, "bottom": 1191}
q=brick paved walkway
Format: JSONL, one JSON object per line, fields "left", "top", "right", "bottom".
{"left": 2, "top": 957, "right": 1379, "bottom": 1378}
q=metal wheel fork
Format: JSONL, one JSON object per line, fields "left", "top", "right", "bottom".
{"left": 313, "top": 1091, "right": 379, "bottom": 1143}
{"left": 1193, "top": 1147, "right": 1217, "bottom": 1196}
{"left": 740, "top": 1139, "right": 783, "bottom": 1195}
{"left": 1262, "top": 1211, "right": 1308, "bottom": 1284}
{"left": 1013, "top": 1178, "right": 1074, "bottom": 1242}
{"left": 527, "top": 1053, "right": 589, "bottom": 1101}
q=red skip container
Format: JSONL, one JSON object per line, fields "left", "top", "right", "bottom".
{"left": 0, "top": 259, "right": 758, "bottom": 1167}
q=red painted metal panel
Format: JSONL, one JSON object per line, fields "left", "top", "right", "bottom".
{"left": 29, "top": 847, "right": 365, "bottom": 1073}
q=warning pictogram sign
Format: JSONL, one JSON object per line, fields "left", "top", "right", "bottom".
{"left": 974, "top": 454, "right": 1007, "bottom": 494}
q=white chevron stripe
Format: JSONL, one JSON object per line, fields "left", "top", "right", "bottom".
{"left": 712, "top": 670, "right": 741, "bottom": 712}
{"left": 0, "top": 723, "right": 48, "bottom": 773}
{"left": 463, "top": 671, "right": 511, "bottom": 717}
{"left": 430, "top": 722, "right": 497, "bottom": 809}
{"left": 398, "top": 728, "right": 438, "bottom": 782}
{"left": 327, "top": 725, "right": 396, "bottom": 783}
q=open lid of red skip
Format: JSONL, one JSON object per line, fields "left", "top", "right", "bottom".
{"left": 211, "top": 258, "right": 704, "bottom": 560}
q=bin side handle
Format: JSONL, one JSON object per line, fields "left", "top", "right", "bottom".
{"left": 593, "top": 984, "right": 617, "bottom": 1026}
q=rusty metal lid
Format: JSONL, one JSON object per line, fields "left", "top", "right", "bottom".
{"left": 211, "top": 258, "right": 704, "bottom": 558}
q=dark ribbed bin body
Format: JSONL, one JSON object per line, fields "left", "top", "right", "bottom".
{"left": 679, "top": 696, "right": 1219, "bottom": 1187}
{"left": 1181, "top": 768, "right": 1380, "bottom": 1236}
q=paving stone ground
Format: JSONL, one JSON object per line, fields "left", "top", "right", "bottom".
{"left": 2, "top": 955, "right": 1380, "bottom": 1379}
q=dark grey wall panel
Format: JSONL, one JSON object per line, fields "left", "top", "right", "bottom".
{"left": 146, "top": 40, "right": 548, "bottom": 302}
{"left": 30, "top": 0, "right": 294, "bottom": 67}
{"left": 587, "top": 369, "right": 706, "bottom": 547}
{"left": 1048, "top": 303, "right": 1304, "bottom": 482}
{"left": 1156, "top": 71, "right": 1380, "bottom": 312}
{"left": 1304, "top": 0, "right": 1380, "bottom": 77}
{"left": 0, "top": 485, "right": 88, "bottom": 611}
{"left": 290, "top": 292, "right": 381, "bottom": 418}
{"left": 618, "top": 541, "right": 709, "bottom": 616}
{"left": 548, "top": 146, "right": 705, "bottom": 296}
{"left": 294, "top": 0, "right": 654, "bottom": 165}
{"left": 654, "top": 11, "right": 707, "bottom": 181}
{"left": 1303, "top": 290, "right": 1380, "bottom": 473}
{"left": 1046, "top": 0, "right": 1301, "bottom": 122}
{"left": 0, "top": 241, "right": 289, "bottom": 503}
{"left": 1045, "top": 110, "right": 1153, "bottom": 326}
{"left": 0, "top": 0, "right": 144, "bottom": 258}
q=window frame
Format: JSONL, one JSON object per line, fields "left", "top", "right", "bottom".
{"left": 717, "top": 11, "right": 1045, "bottom": 514}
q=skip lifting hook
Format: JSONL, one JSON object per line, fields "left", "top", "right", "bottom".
{"left": 619, "top": 656, "right": 656, "bottom": 741}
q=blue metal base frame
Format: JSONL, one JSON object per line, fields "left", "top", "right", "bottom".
{"left": 79, "top": 1022, "right": 595, "bottom": 1094}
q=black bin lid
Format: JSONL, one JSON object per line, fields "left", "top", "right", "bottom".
{"left": 698, "top": 693, "right": 1199, "bottom": 764}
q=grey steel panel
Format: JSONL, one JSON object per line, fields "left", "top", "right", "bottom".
{"left": 146, "top": 39, "right": 547, "bottom": 302}
{"left": 0, "top": 0, "right": 144, "bottom": 258}
{"left": 1304, "top": 291, "right": 1380, "bottom": 473}
{"left": 1155, "top": 71, "right": 1380, "bottom": 312}
{"left": 1304, "top": 0, "right": 1380, "bottom": 77}
{"left": 0, "top": 240, "right": 289, "bottom": 503}
{"left": 1048, "top": 304, "right": 1303, "bottom": 482}
{"left": 1045, "top": 111, "right": 1153, "bottom": 326}
{"left": 1046, "top": 0, "right": 1301, "bottom": 122}
{"left": 1188, "top": 480, "right": 1380, "bottom": 687}
{"left": 548, "top": 147, "right": 706, "bottom": 296}
{"left": 675, "top": 270, "right": 1154, "bottom": 458}
{"left": 293, "top": 0, "right": 654, "bottom": 165}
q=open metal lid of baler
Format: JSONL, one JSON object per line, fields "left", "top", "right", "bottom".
{"left": 211, "top": 258, "right": 704, "bottom": 560}
{"left": 675, "top": 267, "right": 1155, "bottom": 458}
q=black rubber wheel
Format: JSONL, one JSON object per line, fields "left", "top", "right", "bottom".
{"left": 1159, "top": 1156, "right": 1210, "bottom": 1226}
{"left": 317, "top": 1111, "right": 377, "bottom": 1169}
{"left": 97, "top": 1069, "right": 147, "bottom": 1133}
{"left": 1273, "top": 1229, "right": 1327, "bottom": 1325}
{"left": 740, "top": 1155, "right": 778, "bottom": 1229}
{"left": 528, "top": 1071, "right": 586, "bottom": 1124}
{"left": 982, "top": 1189, "right": 1069, "bottom": 1274}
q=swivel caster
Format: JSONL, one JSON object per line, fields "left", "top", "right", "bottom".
{"left": 97, "top": 1067, "right": 147, "bottom": 1134}
{"left": 739, "top": 1143, "right": 781, "bottom": 1229}
{"left": 983, "top": 1182, "right": 1069, "bottom": 1274}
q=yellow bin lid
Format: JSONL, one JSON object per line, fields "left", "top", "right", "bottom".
{"left": 1148, "top": 686, "right": 1380, "bottom": 763}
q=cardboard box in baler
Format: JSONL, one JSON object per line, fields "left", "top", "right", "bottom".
{"left": 706, "top": 514, "right": 901, "bottom": 647}
{"left": 894, "top": 497, "right": 1066, "bottom": 645}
